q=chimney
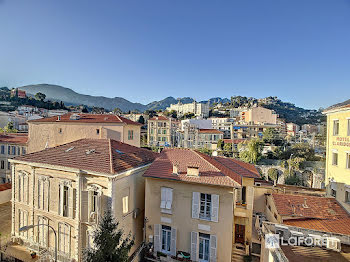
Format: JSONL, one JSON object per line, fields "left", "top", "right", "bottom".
{"left": 57, "top": 116, "right": 61, "bottom": 121}
{"left": 187, "top": 166, "right": 199, "bottom": 177}
{"left": 303, "top": 198, "right": 309, "bottom": 208}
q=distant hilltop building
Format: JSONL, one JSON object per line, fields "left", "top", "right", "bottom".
{"left": 10, "top": 88, "right": 26, "bottom": 98}
{"left": 166, "top": 100, "right": 210, "bottom": 118}
{"left": 241, "top": 106, "right": 277, "bottom": 125}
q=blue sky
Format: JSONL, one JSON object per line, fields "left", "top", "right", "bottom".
{"left": 0, "top": 0, "right": 349, "bottom": 109}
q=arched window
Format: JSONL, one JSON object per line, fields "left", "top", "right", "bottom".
{"left": 37, "top": 216, "right": 49, "bottom": 247}
{"left": 37, "top": 175, "right": 50, "bottom": 211}
{"left": 58, "top": 180, "right": 76, "bottom": 218}
{"left": 58, "top": 222, "right": 71, "bottom": 256}
{"left": 18, "top": 171, "right": 29, "bottom": 203}
{"left": 87, "top": 184, "right": 102, "bottom": 224}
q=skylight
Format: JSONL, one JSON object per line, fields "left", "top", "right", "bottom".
{"left": 65, "top": 146, "right": 75, "bottom": 152}
{"left": 115, "top": 149, "right": 124, "bottom": 154}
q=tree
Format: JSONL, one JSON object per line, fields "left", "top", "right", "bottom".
{"left": 34, "top": 92, "right": 46, "bottom": 101}
{"left": 217, "top": 139, "right": 224, "bottom": 150}
{"left": 138, "top": 115, "right": 145, "bottom": 124}
{"left": 84, "top": 208, "right": 134, "bottom": 262}
{"left": 284, "top": 172, "right": 303, "bottom": 186}
{"left": 262, "top": 128, "right": 278, "bottom": 144}
{"left": 268, "top": 168, "right": 279, "bottom": 184}
{"left": 113, "top": 107, "right": 122, "bottom": 115}
{"left": 238, "top": 139, "right": 263, "bottom": 164}
{"left": 2, "top": 122, "right": 17, "bottom": 133}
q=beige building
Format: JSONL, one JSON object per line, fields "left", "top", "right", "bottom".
{"left": 0, "top": 133, "right": 28, "bottom": 183}
{"left": 230, "top": 123, "right": 279, "bottom": 140}
{"left": 27, "top": 113, "right": 142, "bottom": 153}
{"left": 241, "top": 107, "right": 277, "bottom": 125}
{"left": 9, "top": 138, "right": 157, "bottom": 262}
{"left": 177, "top": 126, "right": 223, "bottom": 150}
{"left": 143, "top": 149, "right": 260, "bottom": 261}
{"left": 323, "top": 100, "right": 350, "bottom": 213}
{"left": 147, "top": 116, "right": 179, "bottom": 147}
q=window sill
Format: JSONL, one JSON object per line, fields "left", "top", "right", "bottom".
{"left": 161, "top": 209, "right": 172, "bottom": 214}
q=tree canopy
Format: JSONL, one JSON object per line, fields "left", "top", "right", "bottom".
{"left": 238, "top": 139, "right": 263, "bottom": 164}
{"left": 84, "top": 208, "right": 134, "bottom": 262}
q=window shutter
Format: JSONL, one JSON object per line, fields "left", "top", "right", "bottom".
{"left": 211, "top": 194, "right": 219, "bottom": 222}
{"left": 68, "top": 187, "right": 73, "bottom": 218}
{"left": 166, "top": 188, "right": 173, "bottom": 209}
{"left": 170, "top": 227, "right": 177, "bottom": 256}
{"left": 153, "top": 224, "right": 161, "bottom": 252}
{"left": 46, "top": 181, "right": 50, "bottom": 212}
{"left": 72, "top": 189, "right": 77, "bottom": 219}
{"left": 236, "top": 188, "right": 242, "bottom": 203}
{"left": 160, "top": 187, "right": 166, "bottom": 209}
{"left": 81, "top": 191, "right": 89, "bottom": 222}
{"left": 25, "top": 176, "right": 29, "bottom": 204}
{"left": 37, "top": 179, "right": 41, "bottom": 209}
{"left": 190, "top": 231, "right": 198, "bottom": 261}
{"left": 210, "top": 234, "right": 217, "bottom": 262}
{"left": 247, "top": 186, "right": 254, "bottom": 210}
{"left": 59, "top": 184, "right": 63, "bottom": 215}
{"left": 97, "top": 193, "right": 101, "bottom": 221}
{"left": 192, "top": 192, "right": 200, "bottom": 219}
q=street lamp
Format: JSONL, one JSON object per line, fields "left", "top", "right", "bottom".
{"left": 19, "top": 224, "right": 57, "bottom": 262}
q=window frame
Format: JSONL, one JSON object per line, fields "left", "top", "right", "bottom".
{"left": 333, "top": 120, "right": 339, "bottom": 136}
{"left": 161, "top": 225, "right": 172, "bottom": 254}
{"left": 199, "top": 193, "right": 212, "bottom": 220}
{"left": 332, "top": 151, "right": 338, "bottom": 166}
{"left": 128, "top": 130, "right": 134, "bottom": 140}
{"left": 198, "top": 233, "right": 210, "bottom": 262}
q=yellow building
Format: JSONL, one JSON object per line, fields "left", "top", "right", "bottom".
{"left": 9, "top": 138, "right": 157, "bottom": 262}
{"left": 27, "top": 113, "right": 142, "bottom": 153}
{"left": 323, "top": 100, "right": 350, "bottom": 213}
{"left": 143, "top": 149, "right": 260, "bottom": 261}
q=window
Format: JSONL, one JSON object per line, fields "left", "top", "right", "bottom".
{"left": 63, "top": 186, "right": 69, "bottom": 216}
{"left": 1, "top": 160, "right": 4, "bottom": 169}
{"left": 18, "top": 173, "right": 28, "bottom": 203}
{"left": 199, "top": 233, "right": 210, "bottom": 262}
{"left": 347, "top": 153, "right": 350, "bottom": 169}
{"left": 333, "top": 120, "right": 339, "bottom": 136}
{"left": 38, "top": 216, "right": 48, "bottom": 247}
{"left": 161, "top": 225, "right": 171, "bottom": 254}
{"left": 200, "top": 193, "right": 211, "bottom": 220}
{"left": 7, "top": 161, "right": 10, "bottom": 170}
{"left": 18, "top": 209, "right": 28, "bottom": 239}
{"left": 348, "top": 119, "right": 350, "bottom": 136}
{"left": 59, "top": 182, "right": 74, "bottom": 218}
{"left": 59, "top": 128, "right": 62, "bottom": 134}
{"left": 331, "top": 189, "right": 337, "bottom": 197}
{"left": 332, "top": 152, "right": 338, "bottom": 166}
{"left": 38, "top": 177, "right": 50, "bottom": 211}
{"left": 88, "top": 185, "right": 101, "bottom": 223}
{"left": 22, "top": 147, "right": 26, "bottom": 155}
{"left": 1, "top": 145, "right": 4, "bottom": 154}
{"left": 17, "top": 147, "right": 20, "bottom": 155}
{"left": 7, "top": 145, "right": 10, "bottom": 155}
{"left": 11, "top": 146, "right": 16, "bottom": 155}
{"left": 96, "top": 129, "right": 100, "bottom": 135}
{"left": 160, "top": 187, "right": 173, "bottom": 212}
{"left": 345, "top": 191, "right": 350, "bottom": 203}
{"left": 128, "top": 130, "right": 134, "bottom": 140}
{"left": 58, "top": 223, "right": 71, "bottom": 255}
{"left": 122, "top": 196, "right": 129, "bottom": 214}
{"left": 242, "top": 186, "right": 246, "bottom": 204}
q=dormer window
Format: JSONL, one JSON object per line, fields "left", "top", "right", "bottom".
{"left": 187, "top": 166, "right": 199, "bottom": 177}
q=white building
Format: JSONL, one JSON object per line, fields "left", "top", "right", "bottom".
{"left": 166, "top": 101, "right": 210, "bottom": 118}
{"left": 180, "top": 118, "right": 212, "bottom": 131}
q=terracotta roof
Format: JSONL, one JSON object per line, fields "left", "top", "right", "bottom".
{"left": 199, "top": 129, "right": 223, "bottom": 134}
{"left": 143, "top": 149, "right": 258, "bottom": 186}
{"left": 213, "top": 157, "right": 260, "bottom": 179}
{"left": 0, "top": 183, "right": 11, "bottom": 191}
{"left": 149, "top": 116, "right": 169, "bottom": 121}
{"left": 0, "top": 133, "right": 28, "bottom": 145}
{"left": 28, "top": 113, "right": 142, "bottom": 125}
{"left": 324, "top": 99, "right": 350, "bottom": 112}
{"left": 13, "top": 139, "right": 157, "bottom": 174}
{"left": 272, "top": 193, "right": 349, "bottom": 220}
{"left": 284, "top": 218, "right": 350, "bottom": 236}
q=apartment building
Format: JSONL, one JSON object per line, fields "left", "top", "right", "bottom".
{"left": 323, "top": 100, "right": 350, "bottom": 213}
{"left": 166, "top": 101, "right": 210, "bottom": 118}
{"left": 241, "top": 107, "right": 277, "bottom": 125}
{"left": 230, "top": 123, "right": 279, "bottom": 140}
{"left": 0, "top": 133, "right": 27, "bottom": 183}
{"left": 9, "top": 138, "right": 157, "bottom": 262}
{"left": 286, "top": 123, "right": 300, "bottom": 137}
{"left": 147, "top": 116, "right": 179, "bottom": 147}
{"left": 27, "top": 113, "right": 142, "bottom": 153}
{"left": 143, "top": 149, "right": 260, "bottom": 261}
{"left": 177, "top": 124, "right": 223, "bottom": 150}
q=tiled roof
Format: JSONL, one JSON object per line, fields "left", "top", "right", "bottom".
{"left": 143, "top": 148, "right": 258, "bottom": 186}
{"left": 0, "top": 183, "right": 11, "bottom": 192}
{"left": 28, "top": 113, "right": 142, "bottom": 125}
{"left": 149, "top": 116, "right": 169, "bottom": 121}
{"left": 213, "top": 157, "right": 260, "bottom": 179}
{"left": 272, "top": 193, "right": 349, "bottom": 220}
{"left": 13, "top": 139, "right": 157, "bottom": 174}
{"left": 0, "top": 133, "right": 28, "bottom": 145}
{"left": 284, "top": 218, "right": 350, "bottom": 236}
{"left": 199, "top": 129, "right": 223, "bottom": 134}
{"left": 324, "top": 99, "right": 350, "bottom": 112}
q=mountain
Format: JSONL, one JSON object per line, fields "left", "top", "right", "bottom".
{"left": 146, "top": 97, "right": 194, "bottom": 111}
{"left": 20, "top": 84, "right": 147, "bottom": 112}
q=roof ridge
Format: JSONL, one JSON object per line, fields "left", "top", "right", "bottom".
{"left": 108, "top": 139, "right": 115, "bottom": 174}
{"left": 227, "top": 157, "right": 259, "bottom": 176}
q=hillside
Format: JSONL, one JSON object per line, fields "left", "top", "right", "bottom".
{"left": 17, "top": 84, "right": 324, "bottom": 124}
{"left": 20, "top": 84, "right": 147, "bottom": 112}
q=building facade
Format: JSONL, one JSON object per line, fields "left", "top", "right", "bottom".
{"left": 230, "top": 123, "right": 279, "bottom": 140}
{"left": 9, "top": 138, "right": 157, "bottom": 262}
{"left": 27, "top": 113, "right": 142, "bottom": 153}
{"left": 166, "top": 101, "right": 210, "bottom": 118}
{"left": 0, "top": 133, "right": 27, "bottom": 183}
{"left": 241, "top": 107, "right": 277, "bottom": 125}
{"left": 147, "top": 116, "right": 179, "bottom": 147}
{"left": 143, "top": 149, "right": 259, "bottom": 261}
{"left": 323, "top": 100, "right": 350, "bottom": 213}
